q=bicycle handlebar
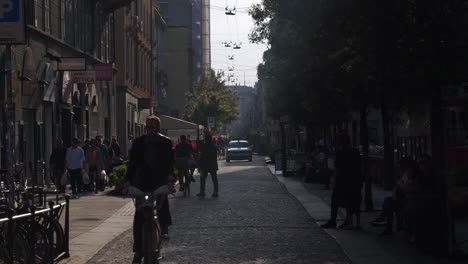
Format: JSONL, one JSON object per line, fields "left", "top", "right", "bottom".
{"left": 127, "top": 185, "right": 171, "bottom": 199}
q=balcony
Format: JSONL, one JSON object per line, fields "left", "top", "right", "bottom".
{"left": 98, "top": 0, "right": 134, "bottom": 13}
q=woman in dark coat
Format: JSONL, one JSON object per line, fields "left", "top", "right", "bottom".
{"left": 321, "top": 134, "right": 362, "bottom": 229}
{"left": 197, "top": 133, "right": 219, "bottom": 197}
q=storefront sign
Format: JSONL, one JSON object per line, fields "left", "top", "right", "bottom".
{"left": 93, "top": 63, "right": 113, "bottom": 80}
{"left": 70, "top": 71, "right": 96, "bottom": 84}
{"left": 0, "top": 0, "right": 25, "bottom": 44}
{"left": 58, "top": 58, "right": 86, "bottom": 71}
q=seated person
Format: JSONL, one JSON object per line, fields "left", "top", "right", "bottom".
{"left": 371, "top": 157, "right": 419, "bottom": 237}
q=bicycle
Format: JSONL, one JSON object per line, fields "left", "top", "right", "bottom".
{"left": 127, "top": 185, "right": 172, "bottom": 264}
{"left": 177, "top": 168, "right": 191, "bottom": 197}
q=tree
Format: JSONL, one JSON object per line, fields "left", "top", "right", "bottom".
{"left": 184, "top": 74, "right": 238, "bottom": 132}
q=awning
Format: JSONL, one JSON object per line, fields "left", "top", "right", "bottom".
{"left": 159, "top": 115, "right": 204, "bottom": 140}
{"left": 61, "top": 71, "right": 72, "bottom": 105}
{"left": 42, "top": 63, "right": 56, "bottom": 102}
{"left": 99, "top": 0, "right": 133, "bottom": 12}
{"left": 160, "top": 115, "right": 202, "bottom": 130}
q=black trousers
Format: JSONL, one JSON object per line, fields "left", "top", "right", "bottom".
{"left": 133, "top": 195, "right": 171, "bottom": 253}
{"left": 382, "top": 196, "right": 404, "bottom": 231}
{"left": 69, "top": 168, "right": 82, "bottom": 194}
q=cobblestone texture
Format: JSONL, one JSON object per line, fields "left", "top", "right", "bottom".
{"left": 86, "top": 158, "right": 351, "bottom": 264}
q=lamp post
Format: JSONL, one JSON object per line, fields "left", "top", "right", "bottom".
{"left": 3, "top": 45, "right": 15, "bottom": 207}
{"left": 280, "top": 115, "right": 289, "bottom": 176}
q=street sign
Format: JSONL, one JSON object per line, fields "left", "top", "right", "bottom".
{"left": 0, "top": 0, "right": 25, "bottom": 44}
{"left": 93, "top": 63, "right": 113, "bottom": 80}
{"left": 207, "top": 116, "right": 215, "bottom": 128}
{"left": 70, "top": 71, "right": 96, "bottom": 84}
{"left": 58, "top": 58, "right": 86, "bottom": 71}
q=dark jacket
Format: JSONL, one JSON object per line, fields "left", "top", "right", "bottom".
{"left": 198, "top": 142, "right": 218, "bottom": 172}
{"left": 125, "top": 134, "right": 174, "bottom": 192}
{"left": 50, "top": 147, "right": 67, "bottom": 172}
{"left": 333, "top": 147, "right": 362, "bottom": 210}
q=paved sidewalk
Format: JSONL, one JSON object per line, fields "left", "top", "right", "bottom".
{"left": 56, "top": 190, "right": 133, "bottom": 264}
{"left": 267, "top": 165, "right": 464, "bottom": 264}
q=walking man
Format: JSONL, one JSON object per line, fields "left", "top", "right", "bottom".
{"left": 197, "top": 133, "right": 219, "bottom": 197}
{"left": 124, "top": 115, "right": 175, "bottom": 264}
{"left": 50, "top": 138, "right": 67, "bottom": 193}
{"left": 65, "top": 138, "right": 85, "bottom": 198}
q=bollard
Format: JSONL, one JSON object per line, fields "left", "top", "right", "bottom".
{"left": 7, "top": 208, "right": 14, "bottom": 263}
{"left": 47, "top": 200, "right": 55, "bottom": 264}
{"left": 64, "top": 195, "right": 70, "bottom": 257}
{"left": 30, "top": 205, "right": 37, "bottom": 263}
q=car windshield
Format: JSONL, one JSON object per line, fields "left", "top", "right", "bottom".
{"left": 228, "top": 142, "right": 249, "bottom": 148}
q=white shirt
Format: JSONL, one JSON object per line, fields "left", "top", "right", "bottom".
{"left": 66, "top": 147, "right": 85, "bottom": 170}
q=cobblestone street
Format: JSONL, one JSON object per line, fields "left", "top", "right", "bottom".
{"left": 86, "top": 157, "right": 350, "bottom": 264}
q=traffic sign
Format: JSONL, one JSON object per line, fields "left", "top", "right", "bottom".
{"left": 207, "top": 116, "right": 215, "bottom": 128}
{"left": 0, "top": 0, "right": 19, "bottom": 22}
{"left": 0, "top": 0, "right": 25, "bottom": 44}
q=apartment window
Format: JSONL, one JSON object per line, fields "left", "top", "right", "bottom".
{"left": 106, "top": 20, "right": 110, "bottom": 61}
{"left": 44, "top": 0, "right": 50, "bottom": 32}
{"left": 125, "top": 36, "right": 130, "bottom": 79}
{"left": 64, "top": 0, "right": 75, "bottom": 45}
{"left": 50, "top": 0, "right": 60, "bottom": 37}
{"left": 137, "top": 0, "right": 142, "bottom": 17}
{"left": 60, "top": 0, "right": 65, "bottom": 39}
{"left": 136, "top": 49, "right": 141, "bottom": 85}
{"left": 35, "top": 0, "right": 44, "bottom": 29}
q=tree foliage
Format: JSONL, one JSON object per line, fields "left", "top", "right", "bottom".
{"left": 251, "top": 0, "right": 468, "bottom": 125}
{"left": 184, "top": 74, "right": 238, "bottom": 131}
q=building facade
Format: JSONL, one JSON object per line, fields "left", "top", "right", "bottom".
{"left": 114, "top": 0, "right": 157, "bottom": 156}
{"left": 0, "top": 0, "right": 128, "bottom": 186}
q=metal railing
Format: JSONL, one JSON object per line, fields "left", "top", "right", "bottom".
{"left": 0, "top": 195, "right": 70, "bottom": 263}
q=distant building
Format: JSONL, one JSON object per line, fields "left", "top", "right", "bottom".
{"left": 226, "top": 85, "right": 256, "bottom": 138}
{"left": 156, "top": 0, "right": 192, "bottom": 118}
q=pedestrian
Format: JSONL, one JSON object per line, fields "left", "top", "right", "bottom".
{"left": 321, "top": 133, "right": 362, "bottom": 229}
{"left": 111, "top": 136, "right": 122, "bottom": 158}
{"left": 124, "top": 115, "right": 176, "bottom": 264}
{"left": 65, "top": 138, "right": 85, "bottom": 198}
{"left": 197, "top": 133, "right": 219, "bottom": 198}
{"left": 174, "top": 135, "right": 195, "bottom": 192}
{"left": 371, "top": 157, "right": 415, "bottom": 236}
{"left": 50, "top": 138, "right": 67, "bottom": 193}
{"left": 127, "top": 135, "right": 134, "bottom": 156}
{"left": 96, "top": 136, "right": 109, "bottom": 191}
{"left": 186, "top": 135, "right": 197, "bottom": 177}
{"left": 85, "top": 139, "right": 104, "bottom": 193}
{"left": 104, "top": 138, "right": 114, "bottom": 172}
{"left": 82, "top": 138, "right": 90, "bottom": 155}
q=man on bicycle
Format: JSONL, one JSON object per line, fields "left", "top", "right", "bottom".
{"left": 124, "top": 115, "right": 175, "bottom": 264}
{"left": 174, "top": 135, "right": 195, "bottom": 191}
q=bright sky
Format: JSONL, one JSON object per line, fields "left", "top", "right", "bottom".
{"left": 210, "top": 0, "right": 268, "bottom": 87}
